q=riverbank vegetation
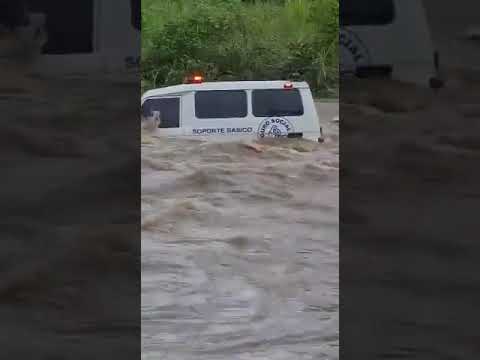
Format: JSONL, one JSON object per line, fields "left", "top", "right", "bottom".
{"left": 141, "top": 0, "right": 338, "bottom": 98}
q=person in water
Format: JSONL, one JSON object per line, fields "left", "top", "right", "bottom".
{"left": 142, "top": 111, "right": 162, "bottom": 132}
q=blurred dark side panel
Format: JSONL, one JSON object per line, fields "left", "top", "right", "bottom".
{"left": 0, "top": 0, "right": 140, "bottom": 358}
{"left": 340, "top": 0, "right": 480, "bottom": 358}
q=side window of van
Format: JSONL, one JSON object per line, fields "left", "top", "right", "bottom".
{"left": 142, "top": 98, "right": 180, "bottom": 128}
{"left": 195, "top": 90, "right": 247, "bottom": 119}
{"left": 340, "top": 0, "right": 395, "bottom": 26}
{"left": 252, "top": 89, "right": 304, "bottom": 117}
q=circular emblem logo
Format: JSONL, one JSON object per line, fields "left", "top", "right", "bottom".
{"left": 340, "top": 29, "right": 371, "bottom": 76}
{"left": 258, "top": 117, "right": 294, "bottom": 138}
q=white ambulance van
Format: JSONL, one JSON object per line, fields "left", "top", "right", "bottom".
{"left": 141, "top": 79, "right": 323, "bottom": 142}
{"left": 340, "top": 0, "right": 444, "bottom": 88}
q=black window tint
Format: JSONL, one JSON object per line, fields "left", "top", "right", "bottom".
{"left": 27, "top": 0, "right": 95, "bottom": 54}
{"left": 340, "top": 0, "right": 395, "bottom": 26}
{"left": 252, "top": 89, "right": 304, "bottom": 117}
{"left": 195, "top": 91, "right": 247, "bottom": 119}
{"left": 142, "top": 98, "right": 180, "bottom": 128}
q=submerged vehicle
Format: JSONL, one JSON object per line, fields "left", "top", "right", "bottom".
{"left": 340, "top": 0, "right": 444, "bottom": 88}
{"left": 141, "top": 78, "right": 323, "bottom": 142}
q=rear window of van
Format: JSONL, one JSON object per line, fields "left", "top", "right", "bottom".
{"left": 142, "top": 97, "right": 180, "bottom": 128}
{"left": 195, "top": 90, "right": 247, "bottom": 119}
{"left": 252, "top": 89, "right": 304, "bottom": 117}
{"left": 341, "top": 0, "right": 395, "bottom": 26}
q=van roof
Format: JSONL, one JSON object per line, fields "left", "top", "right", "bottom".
{"left": 142, "top": 80, "right": 310, "bottom": 99}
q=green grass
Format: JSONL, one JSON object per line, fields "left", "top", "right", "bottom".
{"left": 141, "top": 0, "right": 338, "bottom": 98}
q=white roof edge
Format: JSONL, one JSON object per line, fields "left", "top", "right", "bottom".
{"left": 142, "top": 81, "right": 310, "bottom": 99}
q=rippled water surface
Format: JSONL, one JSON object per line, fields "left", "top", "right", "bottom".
{"left": 1, "top": 70, "right": 139, "bottom": 358}
{"left": 341, "top": 69, "right": 480, "bottom": 357}
{"left": 142, "top": 105, "right": 339, "bottom": 359}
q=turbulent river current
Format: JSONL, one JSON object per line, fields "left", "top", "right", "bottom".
{"left": 141, "top": 102, "right": 339, "bottom": 359}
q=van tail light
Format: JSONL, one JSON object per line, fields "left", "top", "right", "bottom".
{"left": 430, "top": 77, "right": 444, "bottom": 89}
{"left": 284, "top": 81, "right": 294, "bottom": 89}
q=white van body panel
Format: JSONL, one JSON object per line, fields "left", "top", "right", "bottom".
{"left": 142, "top": 81, "right": 322, "bottom": 142}
{"left": 341, "top": 0, "right": 439, "bottom": 86}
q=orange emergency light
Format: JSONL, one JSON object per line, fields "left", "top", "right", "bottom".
{"left": 185, "top": 74, "right": 204, "bottom": 84}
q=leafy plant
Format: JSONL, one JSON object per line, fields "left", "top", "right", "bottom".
{"left": 141, "top": 0, "right": 339, "bottom": 98}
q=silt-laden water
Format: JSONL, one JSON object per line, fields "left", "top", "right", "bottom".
{"left": 142, "top": 107, "right": 339, "bottom": 360}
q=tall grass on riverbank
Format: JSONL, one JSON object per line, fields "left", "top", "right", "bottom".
{"left": 142, "top": 0, "right": 338, "bottom": 97}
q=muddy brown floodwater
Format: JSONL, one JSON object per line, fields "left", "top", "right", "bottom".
{"left": 1, "top": 69, "right": 139, "bottom": 358}
{"left": 141, "top": 102, "right": 339, "bottom": 359}
{"left": 341, "top": 71, "right": 480, "bottom": 358}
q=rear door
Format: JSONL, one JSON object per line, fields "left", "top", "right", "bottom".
{"left": 340, "top": 0, "right": 396, "bottom": 76}
{"left": 252, "top": 88, "right": 305, "bottom": 138}
{"left": 142, "top": 97, "right": 182, "bottom": 136}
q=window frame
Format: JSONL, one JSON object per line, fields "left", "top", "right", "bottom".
{"left": 194, "top": 90, "right": 248, "bottom": 119}
{"left": 251, "top": 88, "right": 304, "bottom": 118}
{"left": 340, "top": 0, "right": 396, "bottom": 27}
{"left": 142, "top": 96, "right": 182, "bottom": 129}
